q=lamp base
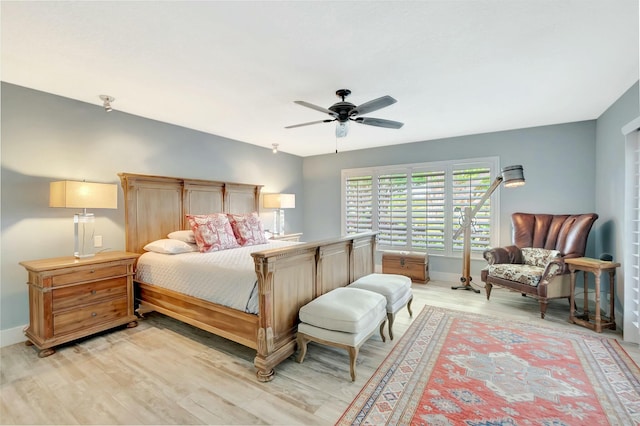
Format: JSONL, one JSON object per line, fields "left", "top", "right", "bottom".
{"left": 453, "top": 206, "right": 480, "bottom": 294}
{"left": 451, "top": 276, "right": 481, "bottom": 293}
{"left": 74, "top": 212, "right": 95, "bottom": 259}
{"left": 273, "top": 209, "right": 286, "bottom": 235}
{"left": 451, "top": 284, "right": 481, "bottom": 293}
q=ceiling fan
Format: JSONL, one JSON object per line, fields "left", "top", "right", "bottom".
{"left": 286, "top": 89, "right": 404, "bottom": 138}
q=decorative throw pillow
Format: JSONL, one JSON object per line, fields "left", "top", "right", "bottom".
{"left": 143, "top": 239, "right": 198, "bottom": 254}
{"left": 187, "top": 213, "right": 240, "bottom": 253}
{"left": 521, "top": 247, "right": 561, "bottom": 268}
{"left": 167, "top": 230, "right": 196, "bottom": 244}
{"left": 227, "top": 212, "right": 268, "bottom": 246}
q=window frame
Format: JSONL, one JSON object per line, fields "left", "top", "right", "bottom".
{"left": 341, "top": 156, "right": 501, "bottom": 258}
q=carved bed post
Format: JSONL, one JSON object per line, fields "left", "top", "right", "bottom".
{"left": 254, "top": 256, "right": 276, "bottom": 382}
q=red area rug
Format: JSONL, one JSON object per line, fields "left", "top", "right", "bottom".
{"left": 337, "top": 306, "right": 640, "bottom": 425}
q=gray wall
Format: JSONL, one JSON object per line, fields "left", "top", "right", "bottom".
{"left": 1, "top": 83, "right": 304, "bottom": 331}
{"left": 594, "top": 82, "right": 640, "bottom": 316}
{"left": 303, "top": 121, "right": 598, "bottom": 279}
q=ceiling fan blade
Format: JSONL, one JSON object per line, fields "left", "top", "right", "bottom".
{"left": 285, "top": 119, "right": 334, "bottom": 129}
{"left": 354, "top": 117, "right": 404, "bottom": 129}
{"left": 352, "top": 95, "right": 397, "bottom": 116}
{"left": 294, "top": 101, "right": 338, "bottom": 117}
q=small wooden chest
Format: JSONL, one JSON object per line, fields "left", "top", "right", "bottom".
{"left": 382, "top": 251, "right": 429, "bottom": 284}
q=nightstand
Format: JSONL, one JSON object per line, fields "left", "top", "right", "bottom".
{"left": 270, "top": 233, "right": 303, "bottom": 242}
{"left": 20, "top": 251, "right": 139, "bottom": 357}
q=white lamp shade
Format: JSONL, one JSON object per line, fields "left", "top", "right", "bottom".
{"left": 50, "top": 181, "right": 118, "bottom": 209}
{"left": 263, "top": 193, "right": 295, "bottom": 209}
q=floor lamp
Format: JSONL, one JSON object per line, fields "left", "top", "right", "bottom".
{"left": 451, "top": 165, "right": 525, "bottom": 292}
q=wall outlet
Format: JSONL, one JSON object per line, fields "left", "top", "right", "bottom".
{"left": 94, "top": 235, "right": 103, "bottom": 248}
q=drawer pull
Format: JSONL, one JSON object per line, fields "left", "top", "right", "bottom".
{"left": 90, "top": 270, "right": 95, "bottom": 274}
{"left": 91, "top": 312, "right": 97, "bottom": 317}
{"left": 91, "top": 290, "right": 97, "bottom": 295}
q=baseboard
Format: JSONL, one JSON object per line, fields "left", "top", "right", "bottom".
{"left": 0, "top": 324, "right": 27, "bottom": 348}
{"left": 430, "top": 271, "right": 462, "bottom": 284}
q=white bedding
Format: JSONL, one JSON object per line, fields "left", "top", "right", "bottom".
{"left": 136, "top": 240, "right": 299, "bottom": 314}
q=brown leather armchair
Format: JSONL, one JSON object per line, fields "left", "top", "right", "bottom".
{"left": 480, "top": 213, "right": 598, "bottom": 318}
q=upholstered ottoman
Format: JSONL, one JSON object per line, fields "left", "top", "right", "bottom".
{"left": 348, "top": 273, "right": 413, "bottom": 340}
{"left": 296, "top": 287, "right": 387, "bottom": 381}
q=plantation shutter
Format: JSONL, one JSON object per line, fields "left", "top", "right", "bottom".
{"left": 411, "top": 171, "right": 445, "bottom": 251}
{"left": 345, "top": 175, "right": 373, "bottom": 234}
{"left": 625, "top": 125, "right": 640, "bottom": 343}
{"left": 342, "top": 157, "right": 498, "bottom": 256}
{"left": 451, "top": 167, "right": 492, "bottom": 253}
{"left": 378, "top": 173, "right": 408, "bottom": 247}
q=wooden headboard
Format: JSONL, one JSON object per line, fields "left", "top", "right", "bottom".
{"left": 119, "top": 173, "right": 262, "bottom": 253}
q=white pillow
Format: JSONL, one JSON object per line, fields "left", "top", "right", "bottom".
{"left": 143, "top": 239, "right": 198, "bottom": 254}
{"left": 167, "top": 230, "right": 196, "bottom": 244}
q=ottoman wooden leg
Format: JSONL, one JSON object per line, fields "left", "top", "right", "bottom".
{"left": 379, "top": 318, "right": 387, "bottom": 342}
{"left": 296, "top": 333, "right": 309, "bottom": 364}
{"left": 407, "top": 296, "right": 413, "bottom": 317}
{"left": 348, "top": 346, "right": 359, "bottom": 381}
{"left": 386, "top": 312, "right": 395, "bottom": 340}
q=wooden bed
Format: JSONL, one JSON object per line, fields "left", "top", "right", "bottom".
{"left": 119, "top": 173, "right": 376, "bottom": 381}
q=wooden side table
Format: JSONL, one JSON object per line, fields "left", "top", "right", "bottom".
{"left": 566, "top": 257, "right": 620, "bottom": 332}
{"left": 20, "top": 251, "right": 139, "bottom": 357}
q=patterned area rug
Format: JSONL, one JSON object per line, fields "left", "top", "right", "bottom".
{"left": 337, "top": 306, "right": 640, "bottom": 425}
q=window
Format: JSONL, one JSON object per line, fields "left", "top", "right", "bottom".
{"left": 451, "top": 166, "right": 493, "bottom": 252}
{"left": 342, "top": 157, "right": 499, "bottom": 258}
{"left": 344, "top": 174, "right": 373, "bottom": 234}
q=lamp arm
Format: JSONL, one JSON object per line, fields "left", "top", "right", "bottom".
{"left": 452, "top": 176, "right": 503, "bottom": 240}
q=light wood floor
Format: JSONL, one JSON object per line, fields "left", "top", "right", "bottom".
{"left": 2, "top": 280, "right": 638, "bottom": 425}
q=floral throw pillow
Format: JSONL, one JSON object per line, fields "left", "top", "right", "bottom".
{"left": 227, "top": 212, "right": 268, "bottom": 246}
{"left": 521, "top": 247, "right": 561, "bottom": 268}
{"left": 187, "top": 213, "right": 240, "bottom": 253}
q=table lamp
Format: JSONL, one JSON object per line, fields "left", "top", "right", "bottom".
{"left": 263, "top": 193, "right": 295, "bottom": 235}
{"left": 49, "top": 180, "right": 118, "bottom": 258}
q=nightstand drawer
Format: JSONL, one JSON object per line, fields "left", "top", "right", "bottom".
{"left": 51, "top": 264, "right": 128, "bottom": 287}
{"left": 54, "top": 297, "right": 128, "bottom": 335}
{"left": 52, "top": 277, "right": 127, "bottom": 311}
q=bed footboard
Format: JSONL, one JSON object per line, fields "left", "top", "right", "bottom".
{"left": 251, "top": 232, "right": 376, "bottom": 381}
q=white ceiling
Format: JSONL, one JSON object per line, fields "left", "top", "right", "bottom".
{"left": 2, "top": 1, "right": 638, "bottom": 157}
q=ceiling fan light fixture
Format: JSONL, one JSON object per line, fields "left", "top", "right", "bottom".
{"left": 336, "top": 121, "right": 349, "bottom": 138}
